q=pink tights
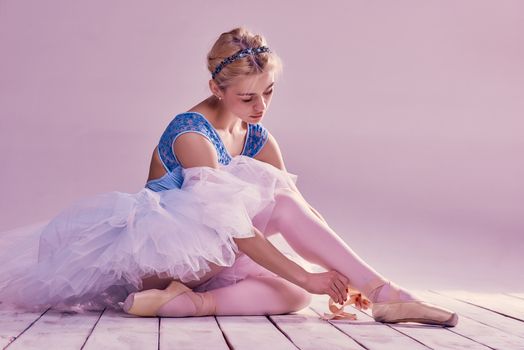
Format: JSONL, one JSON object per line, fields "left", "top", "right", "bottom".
{"left": 158, "top": 189, "right": 418, "bottom": 317}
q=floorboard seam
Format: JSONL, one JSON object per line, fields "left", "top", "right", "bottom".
{"left": 307, "top": 306, "right": 369, "bottom": 350}
{"left": 79, "top": 307, "right": 106, "bottom": 350}
{"left": 157, "top": 317, "right": 161, "bottom": 350}
{"left": 266, "top": 314, "right": 300, "bottom": 349}
{"left": 445, "top": 328, "right": 497, "bottom": 350}
{"left": 503, "top": 293, "right": 524, "bottom": 301}
{"left": 3, "top": 307, "right": 50, "bottom": 350}
{"left": 430, "top": 290, "right": 524, "bottom": 322}
{"left": 383, "top": 323, "right": 434, "bottom": 349}
{"left": 214, "top": 316, "right": 234, "bottom": 350}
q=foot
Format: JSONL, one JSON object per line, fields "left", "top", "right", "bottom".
{"left": 120, "top": 280, "right": 216, "bottom": 317}
{"left": 372, "top": 298, "right": 459, "bottom": 327}
{"left": 370, "top": 280, "right": 421, "bottom": 303}
{"left": 365, "top": 277, "right": 459, "bottom": 327}
{"left": 156, "top": 289, "right": 215, "bottom": 317}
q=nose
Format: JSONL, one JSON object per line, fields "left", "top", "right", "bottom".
{"left": 254, "top": 95, "right": 266, "bottom": 113}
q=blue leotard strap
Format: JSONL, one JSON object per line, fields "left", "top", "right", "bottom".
{"left": 243, "top": 123, "right": 269, "bottom": 158}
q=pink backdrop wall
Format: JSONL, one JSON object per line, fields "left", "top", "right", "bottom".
{"left": 1, "top": 0, "right": 523, "bottom": 292}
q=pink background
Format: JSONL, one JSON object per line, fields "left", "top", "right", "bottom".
{"left": 1, "top": 1, "right": 522, "bottom": 292}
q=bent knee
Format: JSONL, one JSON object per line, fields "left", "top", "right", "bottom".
{"left": 262, "top": 275, "right": 312, "bottom": 312}
{"left": 289, "top": 286, "right": 312, "bottom": 312}
{"left": 274, "top": 188, "right": 301, "bottom": 204}
{"left": 272, "top": 189, "right": 309, "bottom": 226}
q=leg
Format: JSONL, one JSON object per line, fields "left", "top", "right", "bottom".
{"left": 128, "top": 215, "right": 311, "bottom": 317}
{"left": 259, "top": 190, "right": 458, "bottom": 326}
{"left": 264, "top": 189, "right": 417, "bottom": 303}
{"left": 156, "top": 274, "right": 312, "bottom": 317}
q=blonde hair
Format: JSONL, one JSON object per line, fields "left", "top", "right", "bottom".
{"left": 207, "top": 27, "right": 283, "bottom": 90}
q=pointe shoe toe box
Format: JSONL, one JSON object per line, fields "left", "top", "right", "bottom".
{"left": 372, "top": 300, "right": 458, "bottom": 327}
{"left": 121, "top": 293, "right": 135, "bottom": 314}
{"left": 121, "top": 281, "right": 192, "bottom": 317}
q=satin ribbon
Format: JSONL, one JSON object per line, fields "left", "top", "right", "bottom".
{"left": 320, "top": 286, "right": 372, "bottom": 321}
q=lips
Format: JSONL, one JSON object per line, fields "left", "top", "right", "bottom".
{"left": 251, "top": 114, "right": 263, "bottom": 118}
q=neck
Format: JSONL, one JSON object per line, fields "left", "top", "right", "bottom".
{"left": 207, "top": 96, "right": 246, "bottom": 133}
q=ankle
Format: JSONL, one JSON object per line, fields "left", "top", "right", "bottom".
{"left": 196, "top": 291, "right": 216, "bottom": 316}
{"left": 371, "top": 281, "right": 419, "bottom": 303}
{"left": 157, "top": 292, "right": 196, "bottom": 317}
{"left": 367, "top": 286, "right": 382, "bottom": 304}
{"left": 156, "top": 289, "right": 216, "bottom": 317}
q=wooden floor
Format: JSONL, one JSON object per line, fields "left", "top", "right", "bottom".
{"left": 1, "top": 235, "right": 522, "bottom": 349}
{"left": 1, "top": 290, "right": 524, "bottom": 349}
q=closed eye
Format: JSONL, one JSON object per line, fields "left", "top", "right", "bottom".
{"left": 242, "top": 89, "right": 273, "bottom": 103}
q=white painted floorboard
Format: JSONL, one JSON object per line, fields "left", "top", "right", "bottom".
{"left": 2, "top": 290, "right": 524, "bottom": 349}
{"left": 1, "top": 237, "right": 522, "bottom": 349}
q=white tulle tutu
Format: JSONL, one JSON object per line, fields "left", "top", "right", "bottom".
{"left": 0, "top": 156, "right": 299, "bottom": 312}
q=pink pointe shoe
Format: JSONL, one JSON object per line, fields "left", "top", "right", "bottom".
{"left": 120, "top": 280, "right": 215, "bottom": 317}
{"left": 364, "top": 277, "right": 459, "bottom": 327}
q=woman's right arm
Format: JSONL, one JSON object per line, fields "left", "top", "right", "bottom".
{"left": 174, "top": 133, "right": 350, "bottom": 304}
{"left": 234, "top": 226, "right": 350, "bottom": 304}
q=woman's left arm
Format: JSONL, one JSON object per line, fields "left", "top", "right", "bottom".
{"left": 254, "top": 132, "right": 329, "bottom": 225}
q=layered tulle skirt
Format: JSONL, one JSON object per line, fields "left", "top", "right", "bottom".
{"left": 0, "top": 156, "right": 300, "bottom": 312}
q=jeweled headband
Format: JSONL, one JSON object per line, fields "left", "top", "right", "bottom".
{"left": 211, "top": 46, "right": 271, "bottom": 79}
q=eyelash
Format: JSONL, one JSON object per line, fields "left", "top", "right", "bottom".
{"left": 241, "top": 89, "right": 273, "bottom": 103}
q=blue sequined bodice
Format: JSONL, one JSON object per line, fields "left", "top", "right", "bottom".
{"left": 145, "top": 111, "right": 269, "bottom": 192}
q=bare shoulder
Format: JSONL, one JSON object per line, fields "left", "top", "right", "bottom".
{"left": 253, "top": 131, "right": 286, "bottom": 171}
{"left": 173, "top": 132, "right": 219, "bottom": 169}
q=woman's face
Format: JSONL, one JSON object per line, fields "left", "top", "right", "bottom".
{"left": 219, "top": 70, "right": 275, "bottom": 123}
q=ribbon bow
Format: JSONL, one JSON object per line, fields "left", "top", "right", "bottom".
{"left": 320, "top": 286, "right": 372, "bottom": 321}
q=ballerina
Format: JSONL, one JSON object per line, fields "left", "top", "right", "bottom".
{"left": 0, "top": 27, "right": 458, "bottom": 327}
{"left": 120, "top": 27, "right": 458, "bottom": 326}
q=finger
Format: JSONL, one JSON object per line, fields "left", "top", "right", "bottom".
{"left": 327, "top": 286, "right": 337, "bottom": 303}
{"left": 334, "top": 279, "right": 348, "bottom": 301}
{"left": 326, "top": 288, "right": 337, "bottom": 303}
{"left": 330, "top": 285, "right": 342, "bottom": 304}
{"left": 336, "top": 272, "right": 350, "bottom": 288}
{"left": 330, "top": 271, "right": 347, "bottom": 303}
{"left": 342, "top": 275, "right": 350, "bottom": 287}
{"left": 342, "top": 279, "right": 350, "bottom": 298}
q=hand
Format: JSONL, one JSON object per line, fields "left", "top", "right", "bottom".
{"left": 302, "top": 270, "right": 350, "bottom": 305}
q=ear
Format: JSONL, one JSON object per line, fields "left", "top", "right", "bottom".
{"left": 208, "top": 79, "right": 222, "bottom": 98}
